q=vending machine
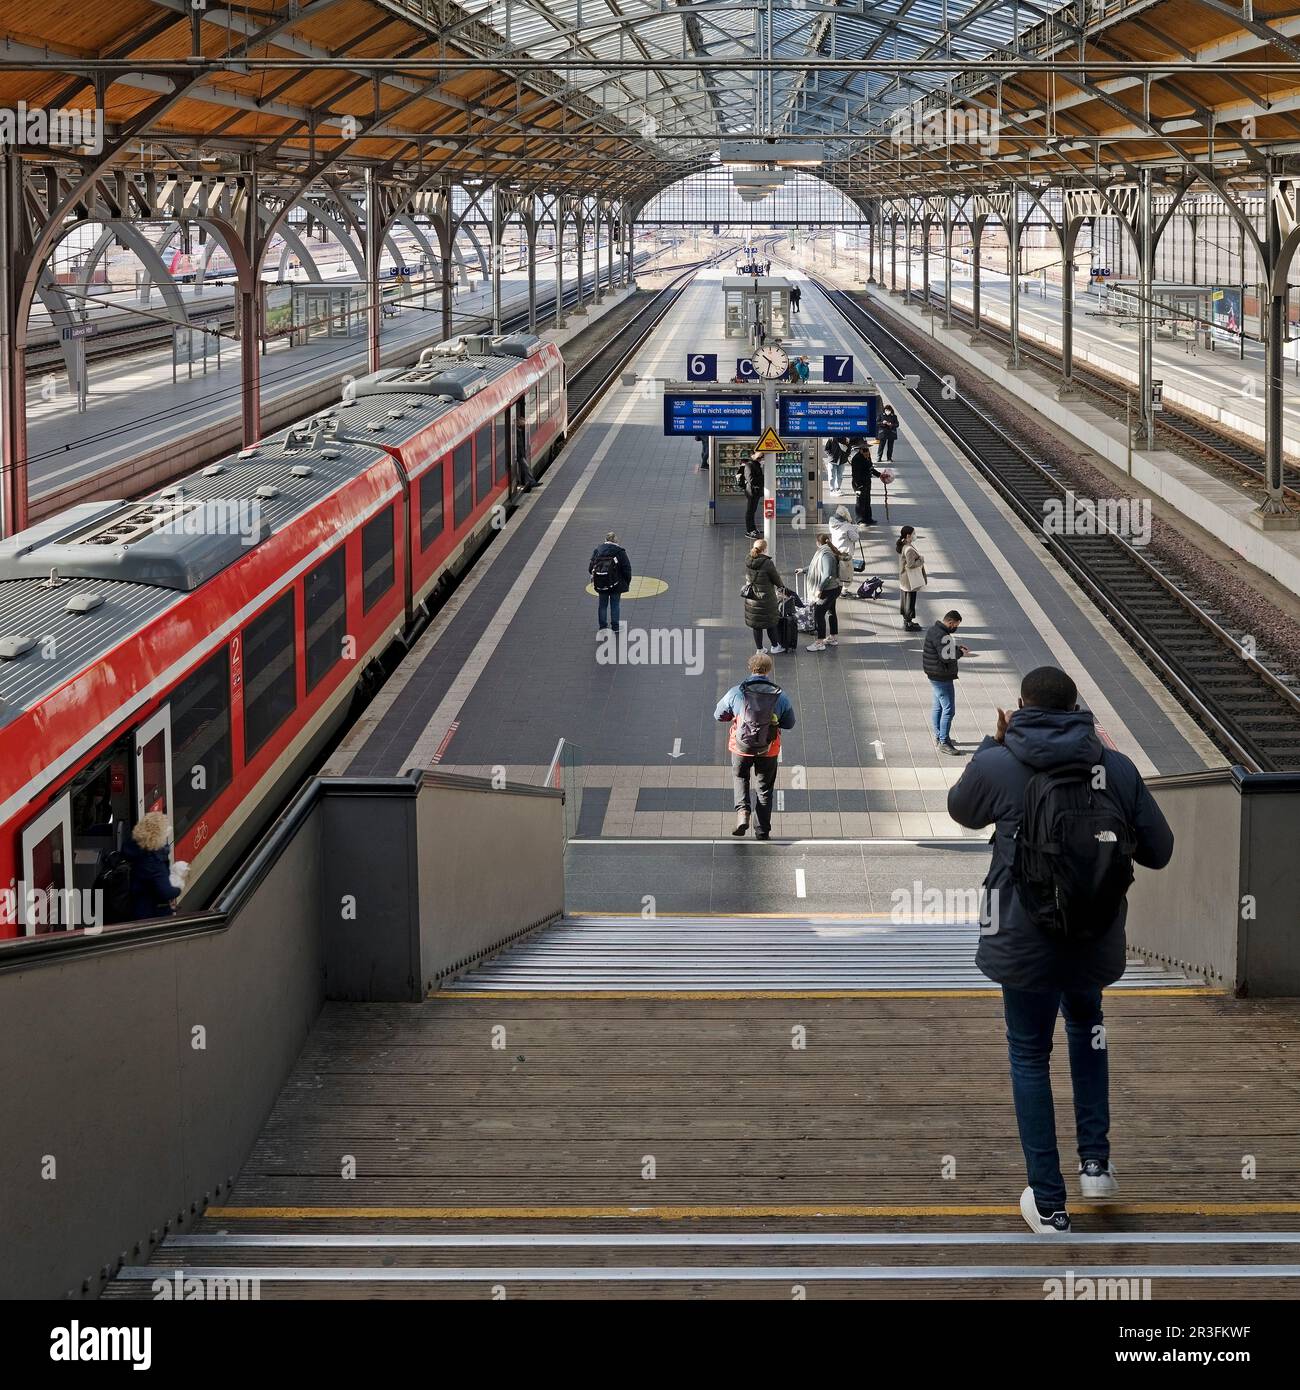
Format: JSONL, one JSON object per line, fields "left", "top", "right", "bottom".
{"left": 710, "top": 438, "right": 816, "bottom": 526}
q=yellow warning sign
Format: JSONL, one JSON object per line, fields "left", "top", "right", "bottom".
{"left": 755, "top": 427, "right": 785, "bottom": 452}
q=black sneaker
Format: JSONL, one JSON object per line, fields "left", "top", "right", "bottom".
{"left": 939, "top": 739, "right": 964, "bottom": 756}
{"left": 1020, "top": 1187, "right": 1072, "bottom": 1234}
{"left": 754, "top": 828, "right": 770, "bottom": 840}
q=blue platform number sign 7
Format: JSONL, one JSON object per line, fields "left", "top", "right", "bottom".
{"left": 686, "top": 353, "right": 718, "bottom": 382}
{"left": 735, "top": 357, "right": 758, "bottom": 380}
{"left": 823, "top": 354, "right": 854, "bottom": 383}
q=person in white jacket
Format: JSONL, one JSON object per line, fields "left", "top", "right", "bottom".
{"left": 806, "top": 532, "right": 848, "bottom": 652}
{"left": 828, "top": 505, "right": 859, "bottom": 567}
{"left": 897, "top": 525, "right": 927, "bottom": 631}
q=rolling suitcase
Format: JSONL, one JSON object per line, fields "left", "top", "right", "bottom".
{"left": 777, "top": 593, "right": 801, "bottom": 652}
{"left": 792, "top": 570, "right": 816, "bottom": 634}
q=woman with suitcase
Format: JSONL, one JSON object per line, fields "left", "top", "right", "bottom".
{"left": 742, "top": 537, "right": 789, "bottom": 654}
{"left": 805, "top": 533, "right": 847, "bottom": 653}
{"left": 897, "top": 525, "right": 927, "bottom": 631}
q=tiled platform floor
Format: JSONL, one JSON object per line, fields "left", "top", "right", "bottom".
{"left": 334, "top": 267, "right": 1223, "bottom": 838}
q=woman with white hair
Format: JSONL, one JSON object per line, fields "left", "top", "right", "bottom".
{"left": 828, "top": 504, "right": 860, "bottom": 582}
{"left": 123, "top": 811, "right": 183, "bottom": 920}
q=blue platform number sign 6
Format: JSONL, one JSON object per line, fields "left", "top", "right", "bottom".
{"left": 735, "top": 357, "right": 758, "bottom": 380}
{"left": 823, "top": 354, "right": 854, "bottom": 383}
{"left": 686, "top": 353, "right": 718, "bottom": 382}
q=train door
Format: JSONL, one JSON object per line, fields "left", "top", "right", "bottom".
{"left": 135, "top": 705, "right": 173, "bottom": 822}
{"left": 514, "top": 398, "right": 534, "bottom": 490}
{"left": 20, "top": 796, "right": 73, "bottom": 935}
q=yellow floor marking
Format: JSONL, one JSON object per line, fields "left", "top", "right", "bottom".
{"left": 208, "top": 1202, "right": 1300, "bottom": 1221}
{"left": 584, "top": 576, "right": 668, "bottom": 598}
{"left": 429, "top": 987, "right": 1225, "bottom": 1001}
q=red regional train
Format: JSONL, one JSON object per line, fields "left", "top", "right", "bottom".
{"left": 0, "top": 331, "right": 566, "bottom": 936}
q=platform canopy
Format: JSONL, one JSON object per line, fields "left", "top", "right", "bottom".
{"left": 2, "top": 0, "right": 1299, "bottom": 206}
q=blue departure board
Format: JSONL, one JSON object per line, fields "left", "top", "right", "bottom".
{"left": 778, "top": 394, "right": 879, "bottom": 437}
{"left": 663, "top": 392, "right": 763, "bottom": 435}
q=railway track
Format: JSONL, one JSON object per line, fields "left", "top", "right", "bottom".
{"left": 819, "top": 281, "right": 1300, "bottom": 773}
{"left": 920, "top": 286, "right": 1300, "bottom": 506}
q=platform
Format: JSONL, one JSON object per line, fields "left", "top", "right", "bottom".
{"left": 330, "top": 266, "right": 1222, "bottom": 842}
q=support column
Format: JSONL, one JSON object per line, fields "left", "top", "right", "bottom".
{"left": 1253, "top": 172, "right": 1299, "bottom": 528}
{"left": 526, "top": 218, "right": 538, "bottom": 333}
{"left": 969, "top": 214, "right": 984, "bottom": 341}
{"left": 943, "top": 209, "right": 954, "bottom": 330}
{"left": 363, "top": 167, "right": 382, "bottom": 375}
{"left": 1138, "top": 169, "right": 1155, "bottom": 449}
{"left": 490, "top": 193, "right": 503, "bottom": 335}
{"left": 238, "top": 156, "right": 262, "bottom": 445}
{"left": 591, "top": 210, "right": 603, "bottom": 305}
{"left": 889, "top": 216, "right": 898, "bottom": 293}
{"left": 1058, "top": 219, "right": 1082, "bottom": 398}
{"left": 1006, "top": 190, "right": 1021, "bottom": 369}
{"left": 553, "top": 200, "right": 566, "bottom": 329}
{"left": 607, "top": 214, "right": 615, "bottom": 294}
{"left": 904, "top": 212, "right": 913, "bottom": 304}
{"left": 866, "top": 210, "right": 876, "bottom": 284}
{"left": 624, "top": 204, "right": 635, "bottom": 286}
{"left": 0, "top": 153, "right": 29, "bottom": 537}
{"left": 920, "top": 218, "right": 932, "bottom": 312}
{"left": 574, "top": 207, "right": 586, "bottom": 316}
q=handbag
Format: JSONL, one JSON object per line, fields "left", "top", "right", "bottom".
{"left": 740, "top": 579, "right": 757, "bottom": 600}
{"left": 853, "top": 538, "right": 867, "bottom": 574}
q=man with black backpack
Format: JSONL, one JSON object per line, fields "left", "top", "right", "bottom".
{"left": 715, "top": 651, "right": 796, "bottom": 840}
{"left": 588, "top": 531, "right": 632, "bottom": 634}
{"left": 739, "top": 450, "right": 764, "bottom": 540}
{"left": 947, "top": 665, "right": 1174, "bottom": 1236}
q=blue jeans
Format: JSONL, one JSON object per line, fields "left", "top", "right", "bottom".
{"left": 828, "top": 461, "right": 844, "bottom": 491}
{"left": 598, "top": 592, "right": 622, "bottom": 630}
{"left": 1002, "top": 986, "right": 1110, "bottom": 1213}
{"left": 928, "top": 679, "right": 955, "bottom": 742}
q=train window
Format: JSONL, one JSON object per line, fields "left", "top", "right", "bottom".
{"left": 527, "top": 385, "right": 538, "bottom": 427}
{"left": 453, "top": 439, "right": 473, "bottom": 526}
{"left": 475, "top": 425, "right": 492, "bottom": 503}
{"left": 420, "top": 463, "right": 444, "bottom": 549}
{"left": 243, "top": 591, "right": 297, "bottom": 760}
{"left": 361, "top": 506, "right": 395, "bottom": 614}
{"left": 540, "top": 377, "right": 550, "bottom": 422}
{"left": 305, "top": 549, "right": 347, "bottom": 690}
{"left": 494, "top": 412, "right": 509, "bottom": 484}
{"left": 171, "top": 648, "right": 233, "bottom": 838}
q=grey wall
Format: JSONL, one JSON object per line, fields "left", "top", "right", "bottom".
{"left": 416, "top": 773, "right": 566, "bottom": 990}
{"left": 1126, "top": 770, "right": 1242, "bottom": 987}
{"left": 0, "top": 802, "right": 324, "bottom": 1300}
{"left": 1126, "top": 769, "right": 1300, "bottom": 997}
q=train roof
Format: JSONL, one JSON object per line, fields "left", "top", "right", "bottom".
{"left": 0, "top": 333, "right": 555, "bottom": 728}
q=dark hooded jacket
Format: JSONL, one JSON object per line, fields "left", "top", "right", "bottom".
{"left": 922, "top": 620, "right": 963, "bottom": 681}
{"left": 947, "top": 707, "right": 1174, "bottom": 991}
{"left": 123, "top": 841, "right": 181, "bottom": 921}
{"left": 743, "top": 551, "right": 785, "bottom": 629}
{"left": 588, "top": 542, "right": 632, "bottom": 594}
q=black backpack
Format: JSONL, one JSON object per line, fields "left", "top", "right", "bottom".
{"left": 94, "top": 850, "right": 133, "bottom": 926}
{"left": 735, "top": 679, "right": 783, "bottom": 755}
{"left": 1012, "top": 764, "right": 1138, "bottom": 938}
{"left": 591, "top": 551, "right": 620, "bottom": 593}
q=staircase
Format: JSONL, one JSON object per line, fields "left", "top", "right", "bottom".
{"left": 104, "top": 912, "right": 1300, "bottom": 1300}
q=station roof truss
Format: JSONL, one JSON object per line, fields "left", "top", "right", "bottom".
{"left": 0, "top": 0, "right": 1299, "bottom": 213}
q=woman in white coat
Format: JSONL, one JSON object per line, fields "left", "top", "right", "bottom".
{"left": 896, "top": 525, "right": 926, "bottom": 631}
